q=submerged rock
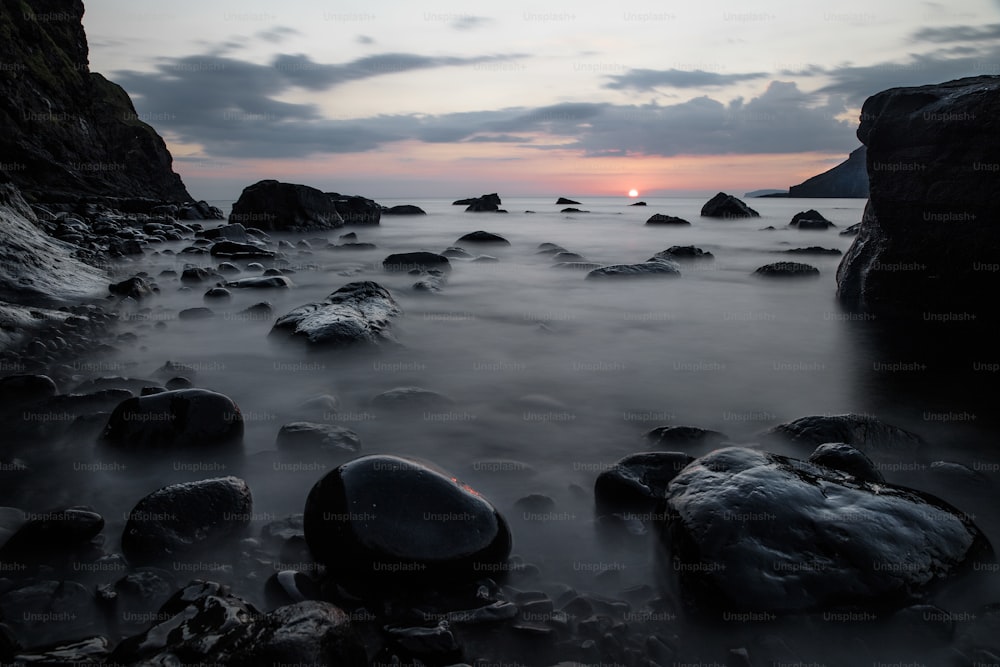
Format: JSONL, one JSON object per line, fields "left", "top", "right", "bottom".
{"left": 101, "top": 388, "right": 244, "bottom": 450}
{"left": 808, "top": 442, "right": 884, "bottom": 483}
{"left": 370, "top": 386, "right": 454, "bottom": 411}
{"left": 328, "top": 192, "right": 381, "bottom": 225}
{"left": 646, "top": 214, "right": 691, "bottom": 225}
{"left": 648, "top": 246, "right": 713, "bottom": 261}
{"left": 270, "top": 281, "right": 401, "bottom": 348}
{"left": 209, "top": 240, "right": 276, "bottom": 259}
{"left": 753, "top": 262, "right": 820, "bottom": 277}
{"left": 383, "top": 204, "right": 426, "bottom": 215}
{"left": 662, "top": 447, "right": 993, "bottom": 614}
{"left": 766, "top": 413, "right": 925, "bottom": 453}
{"left": 229, "top": 180, "right": 344, "bottom": 232}
{"left": 789, "top": 209, "right": 834, "bottom": 229}
{"left": 121, "top": 476, "right": 252, "bottom": 565}
{"left": 304, "top": 455, "right": 512, "bottom": 581}
{"left": 459, "top": 193, "right": 502, "bottom": 212}
{"left": 784, "top": 246, "right": 842, "bottom": 255}
{"left": 456, "top": 230, "right": 510, "bottom": 245}
{"left": 595, "top": 452, "right": 695, "bottom": 515}
{"left": 225, "top": 275, "right": 294, "bottom": 289}
{"left": 556, "top": 197, "right": 581, "bottom": 205}
{"left": 586, "top": 260, "right": 681, "bottom": 279}
{"left": 644, "top": 425, "right": 728, "bottom": 448}
{"left": 276, "top": 422, "right": 361, "bottom": 453}
{"left": 383, "top": 252, "right": 451, "bottom": 273}
{"left": 700, "top": 192, "right": 759, "bottom": 218}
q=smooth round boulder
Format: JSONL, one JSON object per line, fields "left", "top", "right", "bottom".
{"left": 595, "top": 452, "right": 695, "bottom": 516}
{"left": 808, "top": 442, "right": 884, "bottom": 482}
{"left": 383, "top": 204, "right": 426, "bottom": 215}
{"left": 121, "top": 476, "right": 253, "bottom": 565}
{"left": 383, "top": 252, "right": 451, "bottom": 273}
{"left": 370, "top": 387, "right": 453, "bottom": 412}
{"left": 700, "top": 192, "right": 760, "bottom": 218}
{"left": 753, "top": 262, "right": 820, "bottom": 277}
{"left": 101, "top": 388, "right": 244, "bottom": 450}
{"left": 645, "top": 214, "right": 690, "bottom": 225}
{"left": 456, "top": 231, "right": 510, "bottom": 245}
{"left": 586, "top": 260, "right": 681, "bottom": 279}
{"left": 662, "top": 447, "right": 993, "bottom": 615}
{"left": 649, "top": 246, "right": 713, "bottom": 261}
{"left": 765, "top": 413, "right": 925, "bottom": 453}
{"left": 303, "top": 455, "right": 512, "bottom": 580}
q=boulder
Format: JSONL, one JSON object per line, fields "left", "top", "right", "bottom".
{"left": 327, "top": 192, "right": 381, "bottom": 225}
{"left": 456, "top": 231, "right": 510, "bottom": 245}
{"left": 121, "top": 476, "right": 252, "bottom": 565}
{"left": 383, "top": 252, "right": 451, "bottom": 272}
{"left": 629, "top": 201, "right": 647, "bottom": 206}
{"left": 556, "top": 197, "right": 581, "bottom": 205}
{"left": 276, "top": 422, "right": 361, "bottom": 453}
{"left": 789, "top": 209, "right": 834, "bottom": 230}
{"left": 764, "top": 413, "right": 925, "bottom": 453}
{"left": 270, "top": 281, "right": 401, "bottom": 348}
{"left": 181, "top": 266, "right": 220, "bottom": 284}
{"left": 101, "top": 388, "right": 244, "bottom": 450}
{"left": 586, "top": 260, "right": 681, "bottom": 279}
{"left": 662, "top": 447, "right": 993, "bottom": 614}
{"left": 109, "top": 276, "right": 154, "bottom": 300}
{"left": 753, "top": 262, "right": 820, "bottom": 277}
{"left": 837, "top": 76, "right": 1000, "bottom": 319}
{"left": 199, "top": 222, "right": 251, "bottom": 243}
{"left": 460, "top": 193, "right": 502, "bottom": 212}
{"left": 382, "top": 204, "right": 426, "bottom": 215}
{"left": 644, "top": 425, "right": 728, "bottom": 448}
{"left": 225, "top": 276, "right": 293, "bottom": 289}
{"left": 303, "top": 455, "right": 512, "bottom": 580}
{"left": 441, "top": 246, "right": 473, "bottom": 259}
{"left": 784, "top": 246, "right": 842, "bottom": 256}
{"left": 209, "top": 241, "right": 276, "bottom": 259}
{"left": 561, "top": 207, "right": 589, "bottom": 213}
{"left": 595, "top": 452, "right": 695, "bottom": 515}
{"left": 230, "top": 180, "right": 344, "bottom": 231}
{"left": 700, "top": 192, "right": 760, "bottom": 218}
{"left": 808, "top": 442, "right": 884, "bottom": 483}
{"left": 370, "top": 386, "right": 454, "bottom": 411}
{"left": 0, "top": 374, "right": 57, "bottom": 409}
{"left": 648, "top": 246, "right": 713, "bottom": 261}
{"left": 645, "top": 214, "right": 691, "bottom": 225}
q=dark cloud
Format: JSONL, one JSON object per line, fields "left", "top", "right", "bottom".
{"left": 451, "top": 16, "right": 492, "bottom": 30}
{"left": 356, "top": 35, "right": 375, "bottom": 45}
{"left": 256, "top": 26, "right": 302, "bottom": 44}
{"left": 604, "top": 68, "right": 769, "bottom": 91}
{"left": 912, "top": 23, "right": 1000, "bottom": 42}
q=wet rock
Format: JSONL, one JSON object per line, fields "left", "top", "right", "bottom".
{"left": 328, "top": 192, "right": 382, "bottom": 225}
{"left": 204, "top": 287, "right": 232, "bottom": 300}
{"left": 164, "top": 377, "right": 193, "bottom": 390}
{"left": 180, "top": 266, "right": 219, "bottom": 284}
{"left": 210, "top": 240, "right": 276, "bottom": 259}
{"left": 753, "top": 261, "right": 820, "bottom": 277}
{"left": 370, "top": 387, "right": 454, "bottom": 412}
{"left": 331, "top": 242, "right": 377, "bottom": 250}
{"left": 644, "top": 425, "right": 728, "bottom": 448}
{"left": 701, "top": 192, "right": 760, "bottom": 218}
{"left": 121, "top": 476, "right": 253, "bottom": 565}
{"left": 216, "top": 262, "right": 241, "bottom": 274}
{"left": 789, "top": 210, "right": 834, "bottom": 230}
{"left": 303, "top": 455, "right": 512, "bottom": 581}
{"left": 649, "top": 246, "right": 713, "bottom": 261}
{"left": 808, "top": 442, "right": 884, "bottom": 483}
{"left": 560, "top": 207, "right": 589, "bottom": 213}
{"left": 662, "top": 447, "right": 992, "bottom": 614}
{"left": 457, "top": 231, "right": 510, "bottom": 245}
{"left": 586, "top": 260, "right": 681, "bottom": 279}
{"left": 270, "top": 281, "right": 401, "bottom": 348}
{"left": 101, "top": 388, "right": 244, "bottom": 450}
{"left": 179, "top": 306, "right": 214, "bottom": 320}
{"left": 264, "top": 570, "right": 320, "bottom": 609}
{"left": 646, "top": 214, "right": 691, "bottom": 225}
{"left": 383, "top": 204, "right": 426, "bottom": 215}
{"left": 536, "top": 243, "right": 567, "bottom": 255}
{"left": 460, "top": 193, "right": 502, "bottom": 212}
{"left": 0, "top": 375, "right": 57, "bottom": 410}
{"left": 784, "top": 246, "right": 842, "bottom": 255}
{"left": 595, "top": 452, "right": 695, "bottom": 515}
{"left": 276, "top": 422, "right": 361, "bottom": 453}
{"left": 225, "top": 276, "right": 293, "bottom": 289}
{"left": 552, "top": 251, "right": 588, "bottom": 263}
{"left": 0, "top": 506, "right": 104, "bottom": 560}
{"left": 339, "top": 232, "right": 358, "bottom": 241}
{"left": 229, "top": 180, "right": 344, "bottom": 231}
{"left": 109, "top": 276, "right": 154, "bottom": 300}
{"left": 238, "top": 301, "right": 273, "bottom": 320}
{"left": 556, "top": 197, "right": 581, "bottom": 205}
{"left": 441, "top": 246, "right": 473, "bottom": 259}
{"left": 199, "top": 222, "right": 251, "bottom": 243}
{"left": 839, "top": 222, "right": 862, "bottom": 236}
{"left": 261, "top": 514, "right": 305, "bottom": 551}
{"left": 383, "top": 251, "right": 452, "bottom": 272}
{"left": 14, "top": 635, "right": 110, "bottom": 664}
{"left": 386, "top": 622, "right": 459, "bottom": 657}
{"left": 0, "top": 580, "right": 99, "bottom": 646}
{"left": 552, "top": 262, "right": 602, "bottom": 270}
{"left": 765, "top": 413, "right": 925, "bottom": 453}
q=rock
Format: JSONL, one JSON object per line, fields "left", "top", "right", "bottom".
{"left": 456, "top": 231, "right": 510, "bottom": 245}
{"left": 0, "top": 374, "right": 57, "bottom": 409}
{"left": 217, "top": 261, "right": 241, "bottom": 274}
{"left": 239, "top": 301, "right": 273, "bottom": 319}
{"left": 765, "top": 413, "right": 925, "bottom": 453}
{"left": 552, "top": 262, "right": 602, "bottom": 270}
{"left": 199, "top": 222, "right": 251, "bottom": 243}
{"left": 13, "top": 636, "right": 111, "bottom": 664}
{"left": 561, "top": 207, "right": 589, "bottom": 213}
{"left": 839, "top": 222, "right": 863, "bottom": 236}
{"left": 209, "top": 240, "right": 276, "bottom": 259}
{"left": 331, "top": 242, "right": 377, "bottom": 250}
{"left": 270, "top": 281, "right": 401, "bottom": 348}
{"left": 661, "top": 447, "right": 993, "bottom": 614}
{"left": 164, "top": 377, "right": 193, "bottom": 390}
{"left": 0, "top": 581, "right": 99, "bottom": 647}
{"left": 789, "top": 209, "right": 834, "bottom": 229}
{"left": 700, "top": 192, "right": 760, "bottom": 218}
{"left": 121, "top": 476, "right": 252, "bottom": 565}
{"left": 796, "top": 221, "right": 835, "bottom": 231}
{"left": 179, "top": 201, "right": 225, "bottom": 220}
{"left": 179, "top": 307, "right": 214, "bottom": 320}
{"left": 412, "top": 269, "right": 448, "bottom": 292}
{"left": 441, "top": 246, "right": 473, "bottom": 259}
{"left": 0, "top": 5, "right": 190, "bottom": 201}
{"left": 457, "top": 193, "right": 502, "bottom": 211}
{"left": 303, "top": 455, "right": 512, "bottom": 580}
{"left": 552, "top": 252, "right": 587, "bottom": 263}
{"left": 630, "top": 201, "right": 647, "bottom": 206}
{"left": 646, "top": 214, "right": 691, "bottom": 225}
{"left": 264, "top": 570, "right": 320, "bottom": 609}
{"left": 276, "top": 422, "right": 361, "bottom": 453}
{"left": 180, "top": 266, "right": 219, "bottom": 284}
{"left": 109, "top": 276, "right": 154, "bottom": 300}
{"left": 386, "top": 622, "right": 459, "bottom": 657}
{"left": 595, "top": 452, "right": 695, "bottom": 515}
{"left": 370, "top": 386, "right": 454, "bottom": 411}
{"left": 383, "top": 204, "right": 426, "bottom": 215}
{"left": 752, "top": 262, "right": 820, "bottom": 277}
{"left": 808, "top": 442, "right": 884, "bottom": 483}
{"left": 644, "top": 426, "right": 728, "bottom": 448}
{"left": 339, "top": 232, "right": 357, "bottom": 241}
{"left": 230, "top": 180, "right": 344, "bottom": 231}
{"left": 383, "top": 252, "right": 452, "bottom": 272}
{"left": 327, "top": 192, "right": 381, "bottom": 225}
{"left": 556, "top": 197, "right": 581, "bottom": 205}
{"left": 0, "top": 506, "right": 104, "bottom": 561}
{"left": 788, "top": 145, "right": 869, "bottom": 198}
{"left": 204, "top": 287, "right": 232, "bottom": 300}
{"left": 225, "top": 276, "right": 294, "bottom": 289}
{"left": 586, "top": 260, "right": 681, "bottom": 279}
{"left": 101, "top": 388, "right": 244, "bottom": 450}
{"left": 837, "top": 77, "right": 1000, "bottom": 319}
{"left": 648, "top": 246, "right": 713, "bottom": 261}
{"left": 784, "top": 246, "right": 842, "bottom": 255}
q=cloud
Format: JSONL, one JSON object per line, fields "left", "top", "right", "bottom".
{"left": 604, "top": 68, "right": 769, "bottom": 91}
{"left": 451, "top": 16, "right": 492, "bottom": 30}
{"left": 356, "top": 35, "right": 375, "bottom": 45}
{"left": 912, "top": 23, "right": 1000, "bottom": 42}
{"left": 256, "top": 26, "right": 302, "bottom": 44}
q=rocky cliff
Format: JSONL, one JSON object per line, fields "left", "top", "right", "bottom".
{"left": 836, "top": 76, "right": 1000, "bottom": 319}
{"left": 788, "top": 146, "right": 869, "bottom": 198}
{"left": 0, "top": 0, "right": 190, "bottom": 202}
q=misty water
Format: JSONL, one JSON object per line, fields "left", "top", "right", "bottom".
{"left": 17, "top": 195, "right": 1000, "bottom": 654}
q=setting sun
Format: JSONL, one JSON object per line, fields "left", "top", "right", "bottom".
{"left": 628, "top": 189, "right": 639, "bottom": 197}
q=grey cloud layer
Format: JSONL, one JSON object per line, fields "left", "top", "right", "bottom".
{"left": 604, "top": 68, "right": 769, "bottom": 90}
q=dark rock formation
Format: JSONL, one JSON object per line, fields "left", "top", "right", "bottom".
{"left": 209, "top": 241, "right": 275, "bottom": 259}
{"left": 327, "top": 193, "right": 381, "bottom": 225}
{"left": 383, "top": 251, "right": 451, "bottom": 272}
{"left": 276, "top": 422, "right": 361, "bottom": 453}
{"left": 629, "top": 201, "right": 647, "bottom": 206}
{"left": 370, "top": 386, "right": 454, "bottom": 411}
{"left": 586, "top": 260, "right": 681, "bottom": 279}
{"left": 303, "top": 455, "right": 512, "bottom": 581}
{"left": 700, "top": 192, "right": 760, "bottom": 218}
{"left": 556, "top": 197, "right": 580, "bottom": 205}
{"left": 230, "top": 180, "right": 344, "bottom": 231}
{"left": 456, "top": 231, "right": 510, "bottom": 245}
{"left": 645, "top": 214, "right": 691, "bottom": 225}
{"left": 808, "top": 442, "right": 884, "bottom": 483}
{"left": 764, "top": 413, "right": 926, "bottom": 453}
{"left": 121, "top": 477, "right": 252, "bottom": 565}
{"left": 459, "top": 193, "right": 502, "bottom": 211}
{"left": 594, "top": 452, "right": 695, "bottom": 515}
{"left": 662, "top": 447, "right": 992, "bottom": 614}
{"left": 382, "top": 204, "right": 426, "bottom": 215}
{"left": 753, "top": 262, "right": 820, "bottom": 277}
{"left": 270, "top": 281, "right": 401, "bottom": 348}
{"left": 648, "top": 246, "right": 714, "bottom": 261}
{"left": 788, "top": 146, "right": 869, "bottom": 198}
{"left": 837, "top": 76, "right": 1000, "bottom": 319}
{"left": 561, "top": 207, "right": 589, "bottom": 213}
{"left": 101, "top": 388, "right": 244, "bottom": 450}
{"left": 789, "top": 209, "right": 835, "bottom": 230}
{"left": 0, "top": 2, "right": 190, "bottom": 201}
{"left": 225, "top": 276, "right": 293, "bottom": 289}
{"left": 784, "top": 246, "right": 842, "bottom": 255}
{"left": 644, "top": 425, "right": 728, "bottom": 448}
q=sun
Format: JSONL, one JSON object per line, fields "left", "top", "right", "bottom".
{"left": 628, "top": 189, "right": 639, "bottom": 197}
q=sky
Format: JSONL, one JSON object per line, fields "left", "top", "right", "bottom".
{"left": 82, "top": 0, "right": 1000, "bottom": 200}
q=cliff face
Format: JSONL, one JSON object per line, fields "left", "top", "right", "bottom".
{"left": 788, "top": 146, "right": 869, "bottom": 198}
{"left": 836, "top": 76, "right": 1000, "bottom": 319}
{"left": 0, "top": 0, "right": 190, "bottom": 202}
